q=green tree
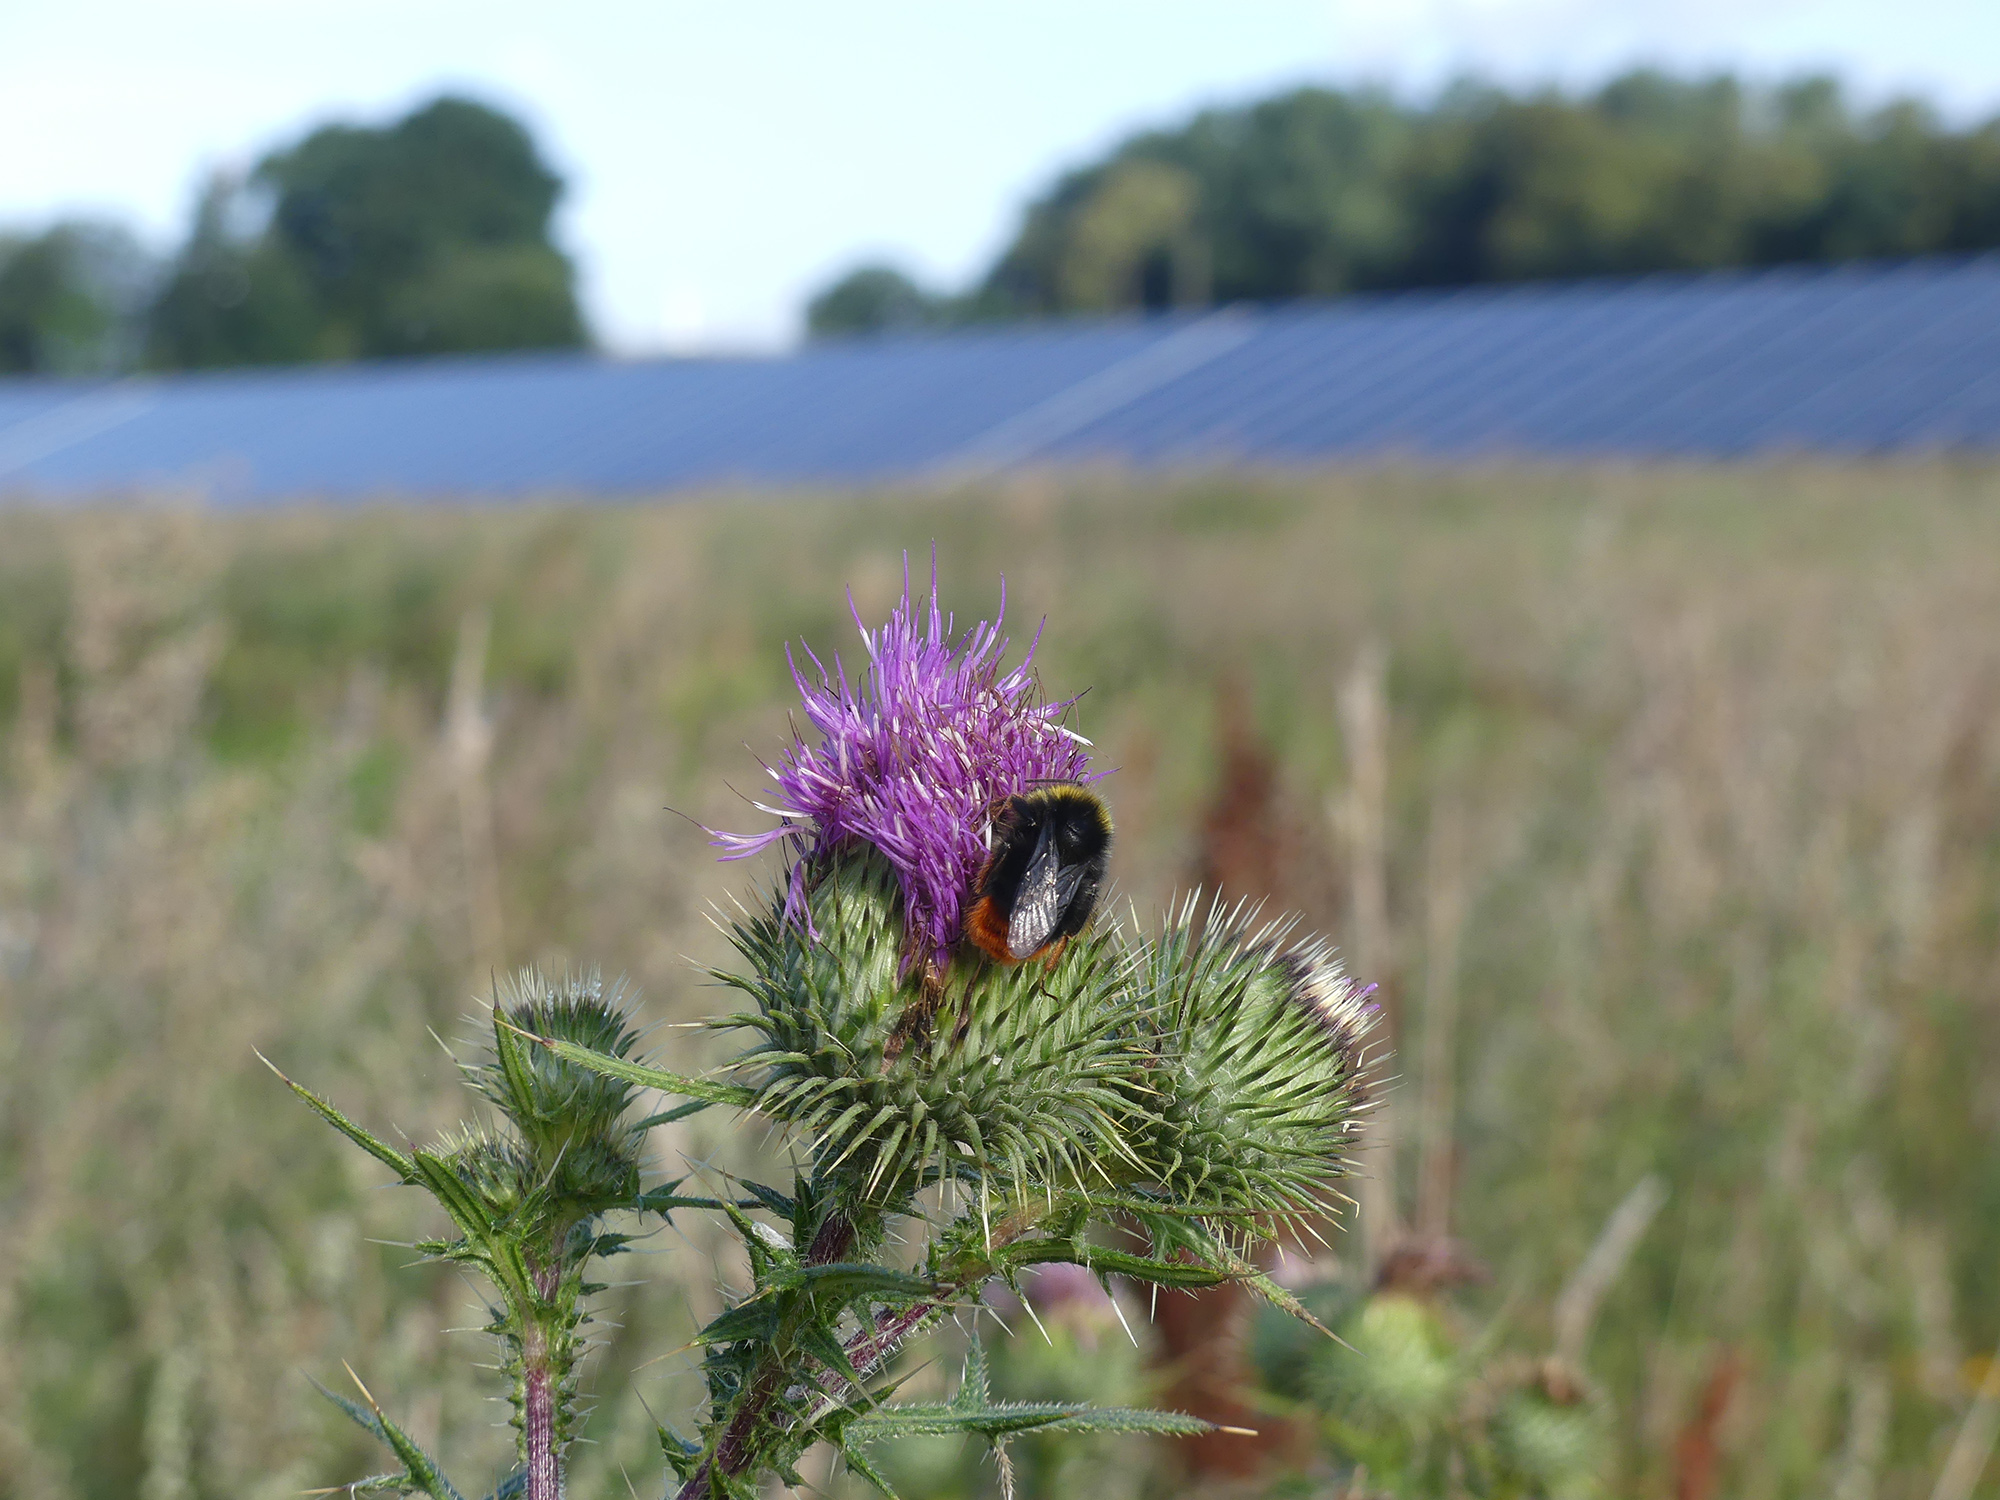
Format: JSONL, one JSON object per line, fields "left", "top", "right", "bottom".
{"left": 816, "top": 70, "right": 2000, "bottom": 326}
{"left": 805, "top": 263, "right": 946, "bottom": 338}
{"left": 149, "top": 95, "right": 587, "bottom": 368}
{"left": 0, "top": 220, "right": 152, "bottom": 375}
{"left": 146, "top": 177, "right": 320, "bottom": 368}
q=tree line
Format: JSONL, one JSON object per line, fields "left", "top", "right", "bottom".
{"left": 0, "top": 96, "right": 587, "bottom": 376}
{"left": 9, "top": 72, "right": 1999, "bottom": 372}
{"left": 808, "top": 71, "right": 2000, "bottom": 336}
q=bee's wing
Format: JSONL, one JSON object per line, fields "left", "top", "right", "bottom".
{"left": 1005, "top": 821, "right": 1064, "bottom": 960}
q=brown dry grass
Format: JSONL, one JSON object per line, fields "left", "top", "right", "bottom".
{"left": 2, "top": 464, "right": 1998, "bottom": 1498}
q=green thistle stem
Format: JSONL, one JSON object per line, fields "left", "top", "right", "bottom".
{"left": 805, "top": 1288, "right": 958, "bottom": 1422}
{"left": 523, "top": 1341, "right": 560, "bottom": 1500}
{"left": 676, "top": 1213, "right": 860, "bottom": 1498}
{"left": 675, "top": 1209, "right": 1048, "bottom": 1499}
{"left": 523, "top": 1261, "right": 566, "bottom": 1500}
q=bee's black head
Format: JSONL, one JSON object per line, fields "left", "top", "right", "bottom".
{"left": 969, "top": 784, "right": 1112, "bottom": 963}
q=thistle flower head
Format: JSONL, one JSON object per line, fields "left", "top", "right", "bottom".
{"left": 712, "top": 557, "right": 1093, "bottom": 972}
{"left": 1132, "top": 898, "right": 1379, "bottom": 1227}
{"left": 713, "top": 848, "right": 1146, "bottom": 1214}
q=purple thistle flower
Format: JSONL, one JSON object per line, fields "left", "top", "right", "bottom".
{"left": 711, "top": 557, "right": 1095, "bottom": 973}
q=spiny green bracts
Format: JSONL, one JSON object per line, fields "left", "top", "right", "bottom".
{"left": 711, "top": 848, "right": 1150, "bottom": 1217}
{"left": 475, "top": 970, "right": 649, "bottom": 1170}
{"left": 1128, "top": 896, "right": 1379, "bottom": 1229}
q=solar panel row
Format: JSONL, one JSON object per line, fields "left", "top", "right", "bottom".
{"left": 2, "top": 255, "right": 1996, "bottom": 504}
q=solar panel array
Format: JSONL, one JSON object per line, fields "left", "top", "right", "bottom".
{"left": 2, "top": 255, "right": 1997, "bottom": 503}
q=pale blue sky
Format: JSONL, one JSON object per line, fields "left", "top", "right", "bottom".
{"left": 5, "top": 1, "right": 1998, "bottom": 351}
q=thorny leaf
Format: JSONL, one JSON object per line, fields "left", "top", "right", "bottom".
{"left": 310, "top": 1372, "right": 468, "bottom": 1500}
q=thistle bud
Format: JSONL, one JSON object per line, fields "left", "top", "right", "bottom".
{"left": 437, "top": 1129, "right": 538, "bottom": 1218}
{"left": 1130, "top": 900, "right": 1378, "bottom": 1225}
{"left": 475, "top": 968, "right": 647, "bottom": 1204}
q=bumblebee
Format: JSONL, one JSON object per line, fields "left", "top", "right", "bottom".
{"left": 964, "top": 784, "right": 1112, "bottom": 964}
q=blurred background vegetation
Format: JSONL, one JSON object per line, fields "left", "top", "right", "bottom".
{"left": 0, "top": 96, "right": 587, "bottom": 375}
{"left": 806, "top": 71, "right": 2000, "bottom": 335}
{"left": 8, "top": 69, "right": 2000, "bottom": 368}
{"left": 3, "top": 466, "right": 1999, "bottom": 1497}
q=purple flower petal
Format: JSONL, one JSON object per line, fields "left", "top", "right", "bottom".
{"left": 712, "top": 555, "right": 1095, "bottom": 972}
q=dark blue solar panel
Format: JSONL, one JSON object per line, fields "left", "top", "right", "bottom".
{"left": 2, "top": 255, "right": 1997, "bottom": 503}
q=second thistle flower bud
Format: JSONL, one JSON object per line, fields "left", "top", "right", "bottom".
{"left": 478, "top": 969, "right": 648, "bottom": 1205}
{"left": 1130, "top": 901, "right": 1379, "bottom": 1224}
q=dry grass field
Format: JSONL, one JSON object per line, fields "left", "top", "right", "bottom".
{"left": 4, "top": 464, "right": 2000, "bottom": 1499}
